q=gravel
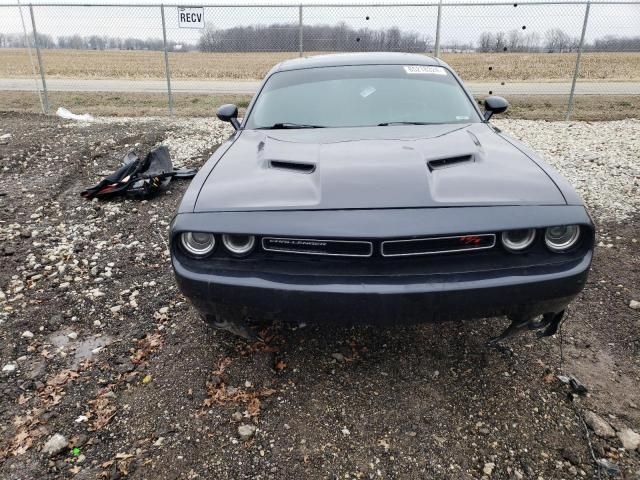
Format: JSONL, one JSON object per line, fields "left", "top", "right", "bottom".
{"left": 93, "top": 116, "right": 233, "bottom": 168}
{"left": 1, "top": 113, "right": 639, "bottom": 479}
{"left": 495, "top": 119, "right": 640, "bottom": 222}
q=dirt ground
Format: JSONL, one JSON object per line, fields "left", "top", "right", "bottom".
{"left": 0, "top": 112, "right": 639, "bottom": 479}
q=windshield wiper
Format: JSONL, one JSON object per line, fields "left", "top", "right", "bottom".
{"left": 257, "top": 123, "right": 326, "bottom": 130}
{"left": 377, "top": 121, "right": 437, "bottom": 126}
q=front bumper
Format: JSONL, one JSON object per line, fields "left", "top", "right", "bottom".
{"left": 171, "top": 205, "right": 594, "bottom": 324}
{"left": 172, "top": 250, "right": 591, "bottom": 324}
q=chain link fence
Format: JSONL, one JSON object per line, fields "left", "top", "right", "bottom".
{"left": 1, "top": 2, "right": 639, "bottom": 119}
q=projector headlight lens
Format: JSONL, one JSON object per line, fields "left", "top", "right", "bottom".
{"left": 181, "top": 232, "right": 215, "bottom": 257}
{"left": 501, "top": 228, "right": 536, "bottom": 252}
{"left": 545, "top": 225, "right": 580, "bottom": 252}
{"left": 222, "top": 234, "right": 256, "bottom": 257}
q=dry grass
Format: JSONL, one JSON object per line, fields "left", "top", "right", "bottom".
{"left": 0, "top": 49, "right": 296, "bottom": 80}
{"left": 494, "top": 94, "right": 640, "bottom": 121}
{"left": 1, "top": 49, "right": 639, "bottom": 82}
{"left": 0, "top": 91, "right": 251, "bottom": 117}
{"left": 448, "top": 52, "right": 640, "bottom": 82}
{"left": 2, "top": 90, "right": 638, "bottom": 121}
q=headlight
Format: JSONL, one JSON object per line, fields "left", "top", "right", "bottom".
{"left": 222, "top": 234, "right": 256, "bottom": 257}
{"left": 545, "top": 225, "right": 580, "bottom": 252}
{"left": 181, "top": 232, "right": 215, "bottom": 257}
{"left": 501, "top": 229, "right": 536, "bottom": 252}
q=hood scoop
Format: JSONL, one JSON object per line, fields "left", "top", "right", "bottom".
{"left": 427, "top": 154, "right": 474, "bottom": 171}
{"left": 269, "top": 159, "right": 316, "bottom": 173}
{"left": 259, "top": 136, "right": 319, "bottom": 174}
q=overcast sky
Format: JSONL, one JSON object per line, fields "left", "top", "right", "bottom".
{"left": 1, "top": 1, "right": 639, "bottom": 46}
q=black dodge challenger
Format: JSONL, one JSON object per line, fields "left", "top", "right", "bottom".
{"left": 170, "top": 52, "right": 594, "bottom": 342}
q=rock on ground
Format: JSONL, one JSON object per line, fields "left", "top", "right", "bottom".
{"left": 42, "top": 434, "right": 68, "bottom": 456}
{"left": 583, "top": 410, "right": 616, "bottom": 438}
{"left": 617, "top": 428, "right": 640, "bottom": 450}
{"left": 483, "top": 462, "right": 495, "bottom": 475}
{"left": 238, "top": 424, "right": 257, "bottom": 441}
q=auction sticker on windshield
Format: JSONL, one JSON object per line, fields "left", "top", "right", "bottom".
{"left": 403, "top": 66, "right": 447, "bottom": 75}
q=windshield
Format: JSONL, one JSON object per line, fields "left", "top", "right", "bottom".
{"left": 245, "top": 64, "right": 481, "bottom": 129}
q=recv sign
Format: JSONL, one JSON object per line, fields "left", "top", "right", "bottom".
{"left": 178, "top": 7, "right": 204, "bottom": 29}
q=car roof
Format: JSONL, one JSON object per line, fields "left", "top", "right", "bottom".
{"left": 273, "top": 52, "right": 443, "bottom": 73}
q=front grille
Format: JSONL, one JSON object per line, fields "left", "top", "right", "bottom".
{"left": 381, "top": 234, "right": 496, "bottom": 257}
{"left": 262, "top": 237, "right": 373, "bottom": 257}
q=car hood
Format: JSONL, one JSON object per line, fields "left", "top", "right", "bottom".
{"left": 194, "top": 123, "right": 565, "bottom": 212}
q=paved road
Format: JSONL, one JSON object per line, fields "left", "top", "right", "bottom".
{"left": 1, "top": 77, "right": 638, "bottom": 95}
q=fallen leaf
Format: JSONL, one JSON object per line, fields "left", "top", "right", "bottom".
{"left": 247, "top": 397, "right": 261, "bottom": 416}
{"left": 47, "top": 369, "right": 79, "bottom": 387}
{"left": 130, "top": 333, "right": 164, "bottom": 364}
{"left": 89, "top": 394, "right": 117, "bottom": 430}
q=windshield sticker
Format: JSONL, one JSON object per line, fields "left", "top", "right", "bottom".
{"left": 403, "top": 65, "right": 447, "bottom": 75}
{"left": 456, "top": 115, "right": 470, "bottom": 120}
{"left": 360, "top": 85, "right": 376, "bottom": 98}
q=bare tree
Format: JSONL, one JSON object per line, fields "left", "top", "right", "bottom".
{"left": 3, "top": 24, "right": 639, "bottom": 55}
{"left": 544, "top": 28, "right": 571, "bottom": 52}
{"left": 494, "top": 31, "right": 507, "bottom": 52}
{"left": 569, "top": 36, "right": 580, "bottom": 52}
{"left": 88, "top": 35, "right": 106, "bottom": 50}
{"left": 523, "top": 31, "right": 541, "bottom": 52}
{"left": 507, "top": 29, "right": 524, "bottom": 52}
{"left": 423, "top": 33, "right": 434, "bottom": 53}
{"left": 478, "top": 32, "right": 495, "bottom": 52}
{"left": 198, "top": 25, "right": 222, "bottom": 52}
{"left": 590, "top": 34, "right": 640, "bottom": 51}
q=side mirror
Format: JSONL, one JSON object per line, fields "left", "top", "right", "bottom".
{"left": 483, "top": 96, "right": 508, "bottom": 121}
{"left": 216, "top": 104, "right": 240, "bottom": 130}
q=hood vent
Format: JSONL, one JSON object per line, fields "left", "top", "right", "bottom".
{"left": 427, "top": 154, "right": 474, "bottom": 171}
{"left": 269, "top": 160, "right": 316, "bottom": 173}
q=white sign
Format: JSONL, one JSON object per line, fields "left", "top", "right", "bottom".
{"left": 178, "top": 7, "right": 204, "bottom": 29}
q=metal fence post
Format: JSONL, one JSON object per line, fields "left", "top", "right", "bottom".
{"left": 434, "top": 0, "right": 442, "bottom": 57}
{"left": 160, "top": 4, "right": 173, "bottom": 116}
{"left": 29, "top": 4, "right": 49, "bottom": 114}
{"left": 17, "top": 0, "right": 44, "bottom": 113}
{"left": 298, "top": 5, "right": 303, "bottom": 57}
{"left": 566, "top": 1, "right": 591, "bottom": 120}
